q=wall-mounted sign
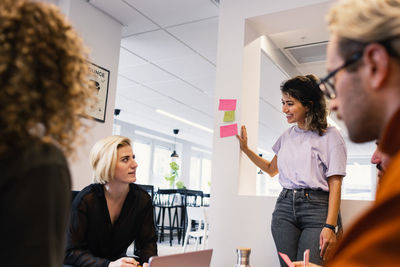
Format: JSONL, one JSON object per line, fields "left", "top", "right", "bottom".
{"left": 87, "top": 62, "right": 110, "bottom": 122}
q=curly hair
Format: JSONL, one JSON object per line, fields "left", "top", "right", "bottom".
{"left": 0, "top": 0, "right": 95, "bottom": 156}
{"left": 281, "top": 75, "right": 328, "bottom": 136}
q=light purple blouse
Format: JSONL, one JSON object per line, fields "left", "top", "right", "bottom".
{"left": 272, "top": 125, "right": 347, "bottom": 191}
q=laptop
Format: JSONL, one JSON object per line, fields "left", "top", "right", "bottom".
{"left": 148, "top": 249, "right": 213, "bottom": 267}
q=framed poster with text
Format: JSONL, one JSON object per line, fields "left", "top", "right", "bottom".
{"left": 87, "top": 62, "right": 110, "bottom": 122}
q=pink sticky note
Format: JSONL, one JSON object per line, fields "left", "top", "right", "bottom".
{"left": 279, "top": 252, "right": 294, "bottom": 267}
{"left": 220, "top": 123, "right": 238, "bottom": 138}
{"left": 218, "top": 99, "right": 237, "bottom": 111}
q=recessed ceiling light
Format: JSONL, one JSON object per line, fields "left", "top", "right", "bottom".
{"left": 156, "top": 109, "right": 214, "bottom": 133}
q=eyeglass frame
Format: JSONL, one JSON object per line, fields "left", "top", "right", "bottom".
{"left": 318, "top": 37, "right": 400, "bottom": 99}
{"left": 318, "top": 51, "right": 363, "bottom": 99}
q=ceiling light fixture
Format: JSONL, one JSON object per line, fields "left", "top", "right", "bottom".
{"left": 156, "top": 109, "right": 214, "bottom": 133}
{"left": 171, "top": 129, "right": 179, "bottom": 158}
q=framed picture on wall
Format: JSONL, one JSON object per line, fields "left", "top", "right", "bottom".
{"left": 87, "top": 62, "right": 110, "bottom": 122}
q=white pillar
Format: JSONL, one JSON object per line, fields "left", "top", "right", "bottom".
{"left": 209, "top": 1, "right": 332, "bottom": 266}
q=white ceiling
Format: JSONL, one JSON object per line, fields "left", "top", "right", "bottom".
{"left": 89, "top": 0, "right": 217, "bottom": 148}
{"left": 88, "top": 0, "right": 374, "bottom": 157}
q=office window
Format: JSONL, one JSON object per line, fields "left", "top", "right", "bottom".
{"left": 133, "top": 141, "right": 151, "bottom": 184}
{"left": 190, "top": 156, "right": 201, "bottom": 189}
{"left": 256, "top": 150, "right": 282, "bottom": 196}
{"left": 152, "top": 145, "right": 172, "bottom": 188}
{"left": 342, "top": 159, "right": 376, "bottom": 200}
{"left": 112, "top": 124, "right": 121, "bottom": 135}
{"left": 201, "top": 158, "right": 212, "bottom": 193}
{"left": 258, "top": 173, "right": 282, "bottom": 196}
{"left": 189, "top": 155, "right": 212, "bottom": 192}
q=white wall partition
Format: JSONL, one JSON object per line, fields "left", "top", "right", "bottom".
{"left": 58, "top": 0, "right": 122, "bottom": 189}
{"left": 209, "top": 0, "right": 372, "bottom": 266}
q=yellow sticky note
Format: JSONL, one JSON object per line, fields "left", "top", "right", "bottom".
{"left": 223, "top": 110, "right": 235, "bottom": 122}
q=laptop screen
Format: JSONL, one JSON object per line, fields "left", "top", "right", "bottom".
{"left": 148, "top": 249, "right": 213, "bottom": 267}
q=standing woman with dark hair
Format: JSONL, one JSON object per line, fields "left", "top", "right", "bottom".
{"left": 237, "top": 75, "right": 347, "bottom": 266}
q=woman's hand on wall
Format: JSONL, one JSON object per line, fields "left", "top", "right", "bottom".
{"left": 236, "top": 125, "right": 249, "bottom": 151}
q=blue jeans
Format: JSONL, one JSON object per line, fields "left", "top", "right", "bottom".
{"left": 271, "top": 188, "right": 342, "bottom": 267}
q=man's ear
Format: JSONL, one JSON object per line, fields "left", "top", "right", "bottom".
{"left": 363, "top": 43, "right": 390, "bottom": 90}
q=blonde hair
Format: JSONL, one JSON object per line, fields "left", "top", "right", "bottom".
{"left": 0, "top": 0, "right": 95, "bottom": 156}
{"left": 327, "top": 0, "right": 400, "bottom": 59}
{"left": 328, "top": 0, "right": 400, "bottom": 41}
{"left": 90, "top": 135, "right": 132, "bottom": 184}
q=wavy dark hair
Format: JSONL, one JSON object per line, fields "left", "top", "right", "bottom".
{"left": 0, "top": 0, "right": 95, "bottom": 156}
{"left": 281, "top": 74, "right": 328, "bottom": 136}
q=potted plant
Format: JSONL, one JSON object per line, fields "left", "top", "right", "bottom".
{"left": 164, "top": 161, "right": 186, "bottom": 189}
{"left": 175, "top": 180, "right": 186, "bottom": 189}
{"left": 164, "top": 161, "right": 179, "bottom": 189}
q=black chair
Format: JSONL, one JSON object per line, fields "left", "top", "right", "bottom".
{"left": 136, "top": 184, "right": 155, "bottom": 202}
{"left": 154, "top": 189, "right": 182, "bottom": 246}
{"left": 202, "top": 193, "right": 210, "bottom": 207}
{"left": 183, "top": 189, "right": 204, "bottom": 207}
{"left": 136, "top": 184, "right": 156, "bottom": 229}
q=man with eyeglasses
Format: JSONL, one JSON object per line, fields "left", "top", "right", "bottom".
{"left": 294, "top": 0, "right": 400, "bottom": 266}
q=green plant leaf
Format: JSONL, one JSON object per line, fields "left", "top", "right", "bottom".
{"left": 164, "top": 174, "right": 175, "bottom": 181}
{"left": 170, "top": 161, "right": 180, "bottom": 171}
{"left": 176, "top": 180, "right": 186, "bottom": 189}
{"left": 164, "top": 161, "right": 180, "bottom": 185}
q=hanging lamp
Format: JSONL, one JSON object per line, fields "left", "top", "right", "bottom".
{"left": 171, "top": 129, "right": 179, "bottom": 158}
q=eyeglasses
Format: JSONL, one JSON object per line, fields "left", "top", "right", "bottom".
{"left": 319, "top": 36, "right": 400, "bottom": 99}
{"left": 318, "top": 51, "right": 363, "bottom": 99}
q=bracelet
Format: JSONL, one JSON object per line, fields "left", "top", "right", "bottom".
{"left": 324, "top": 223, "right": 337, "bottom": 233}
